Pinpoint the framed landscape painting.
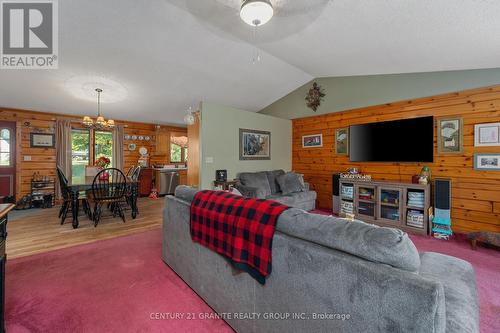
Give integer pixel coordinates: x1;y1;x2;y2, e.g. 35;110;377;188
239;129;271;160
335;128;349;155
437;117;463;154
302;134;323;148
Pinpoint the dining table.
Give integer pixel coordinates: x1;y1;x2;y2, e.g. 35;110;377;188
67;176;139;229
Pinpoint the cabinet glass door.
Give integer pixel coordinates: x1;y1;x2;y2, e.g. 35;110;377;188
340;183;354;216
405;189;426;229
357;185;376;218
378;188;402;223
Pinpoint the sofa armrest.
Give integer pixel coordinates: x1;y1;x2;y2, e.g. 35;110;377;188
303;182;310;191
234;183;258;198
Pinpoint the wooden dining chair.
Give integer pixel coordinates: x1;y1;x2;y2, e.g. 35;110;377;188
56;167;91;225
126;165;137;177
89;168;127;227
125;166;141;210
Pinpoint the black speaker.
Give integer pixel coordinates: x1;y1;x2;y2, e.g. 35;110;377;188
434;179;451;210
432;179;452;237
332;174;341;215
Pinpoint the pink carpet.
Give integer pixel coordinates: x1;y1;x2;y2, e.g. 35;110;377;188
6;221;500;332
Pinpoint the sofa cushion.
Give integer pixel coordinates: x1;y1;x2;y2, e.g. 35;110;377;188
276;172;306;195
275;208;421;272
419;252;479;333
268;191;317;206
266;170;285;194
239;171;272;199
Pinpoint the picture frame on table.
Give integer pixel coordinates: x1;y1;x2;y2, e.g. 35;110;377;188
30;133;55;148
437;117;463;154
335;128;349;155
302;134;323;148
474;153;500;171
239;129;271;160
474;122;500;147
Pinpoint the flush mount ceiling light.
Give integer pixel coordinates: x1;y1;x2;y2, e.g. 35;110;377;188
240;0;274;27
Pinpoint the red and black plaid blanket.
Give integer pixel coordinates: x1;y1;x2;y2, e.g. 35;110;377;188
190;190;289;284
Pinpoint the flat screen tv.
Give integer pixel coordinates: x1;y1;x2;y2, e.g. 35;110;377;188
349;116;434;162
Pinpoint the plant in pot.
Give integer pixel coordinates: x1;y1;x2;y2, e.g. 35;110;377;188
95;156;111;180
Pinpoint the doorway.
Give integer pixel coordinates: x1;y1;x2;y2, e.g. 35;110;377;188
0;121;16;202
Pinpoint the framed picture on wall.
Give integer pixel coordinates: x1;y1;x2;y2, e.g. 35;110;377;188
302;134;323;148
30;133;55;148
335;128;349;155
239;129;271;160
437;117;463;154
474;153;500;171
474;123;500;147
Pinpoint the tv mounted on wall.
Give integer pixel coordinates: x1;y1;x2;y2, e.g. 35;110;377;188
349;116;434;163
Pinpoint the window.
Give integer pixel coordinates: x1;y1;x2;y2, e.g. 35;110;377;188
71;129;90;184
0;128;12;166
94;131;113;166
170;133;187;163
71;129;113;183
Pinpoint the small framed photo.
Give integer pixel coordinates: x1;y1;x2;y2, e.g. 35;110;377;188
437;117;463;154
302;134;323;148
474;153;500;171
335;128;349;155
30;133;55;148
474;123;500;147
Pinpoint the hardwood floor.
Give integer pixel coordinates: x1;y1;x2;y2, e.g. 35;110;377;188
6;197;165;259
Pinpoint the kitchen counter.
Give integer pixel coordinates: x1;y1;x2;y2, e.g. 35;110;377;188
153;167;187;171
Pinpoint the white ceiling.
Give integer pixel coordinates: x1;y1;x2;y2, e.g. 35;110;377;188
0;0;499;125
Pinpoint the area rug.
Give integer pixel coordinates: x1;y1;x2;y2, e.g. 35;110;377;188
6;230;233;333
6;224;500;332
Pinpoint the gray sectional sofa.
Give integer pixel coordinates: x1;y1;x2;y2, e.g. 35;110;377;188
235;170;317;211
162;186;479;333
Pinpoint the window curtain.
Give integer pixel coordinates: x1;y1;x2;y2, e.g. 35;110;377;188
55;119;72;199
112;125;124;171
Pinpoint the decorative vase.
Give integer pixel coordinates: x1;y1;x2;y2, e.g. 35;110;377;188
99;171;109;181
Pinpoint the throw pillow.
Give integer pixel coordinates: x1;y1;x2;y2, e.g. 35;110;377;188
230;188;242;196
266;170;285;194
239;171;272;199
276;172;306;195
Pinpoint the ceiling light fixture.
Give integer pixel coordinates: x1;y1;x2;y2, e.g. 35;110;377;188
83;88;115;129
240;0;274;27
183;106;196;126
240;0;273;64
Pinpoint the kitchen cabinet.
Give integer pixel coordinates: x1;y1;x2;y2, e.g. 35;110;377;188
154;131;169;156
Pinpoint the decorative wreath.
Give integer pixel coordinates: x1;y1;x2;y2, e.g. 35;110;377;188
305;82;325;112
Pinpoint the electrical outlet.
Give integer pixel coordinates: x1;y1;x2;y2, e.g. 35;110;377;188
205;156;214;164
24;155;32;161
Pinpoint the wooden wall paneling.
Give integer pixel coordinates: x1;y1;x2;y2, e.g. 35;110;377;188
0;108;186;199
292;85;500;233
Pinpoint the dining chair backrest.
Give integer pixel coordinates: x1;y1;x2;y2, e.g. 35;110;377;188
131;166;141;181
92;168;127;201
126;166;136;177
56;166;70;200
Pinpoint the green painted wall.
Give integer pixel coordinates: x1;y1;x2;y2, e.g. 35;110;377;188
260;68;500;119
200;103;292;189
